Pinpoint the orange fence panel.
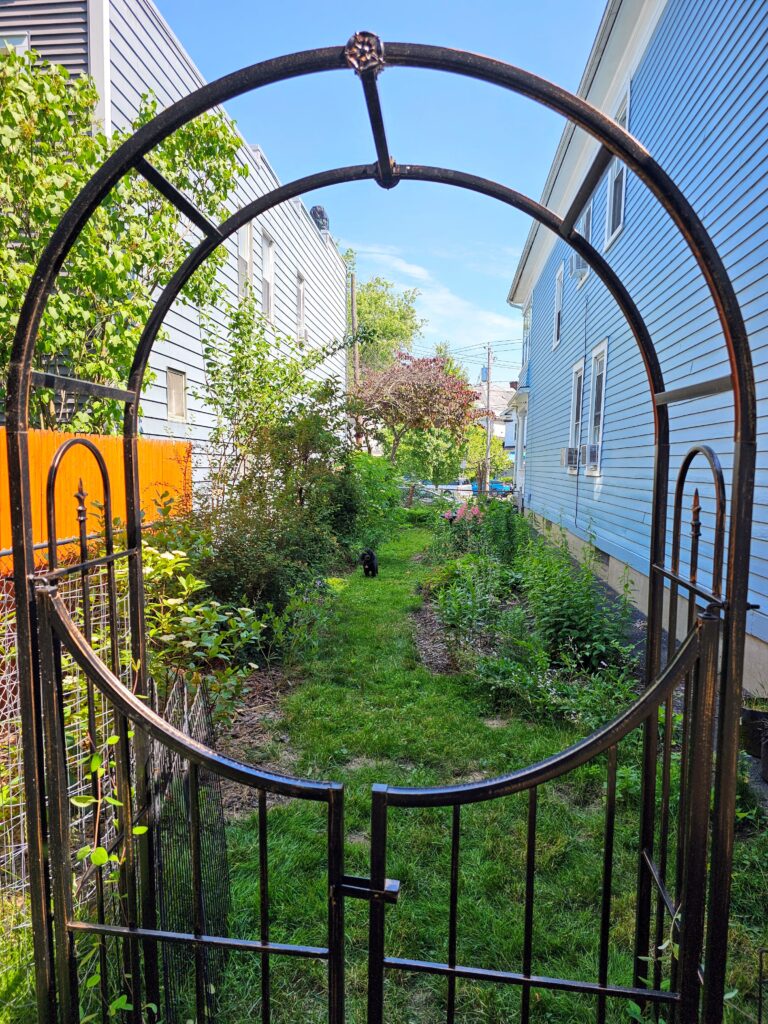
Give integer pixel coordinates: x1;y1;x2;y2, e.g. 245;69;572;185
0;428;192;567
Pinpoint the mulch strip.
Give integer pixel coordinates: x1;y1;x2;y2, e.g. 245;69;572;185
412;599;456;675
216;667;297;820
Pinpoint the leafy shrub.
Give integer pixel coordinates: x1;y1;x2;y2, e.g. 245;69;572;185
478;646;636;730
402;501;450;527
476;500;530;564
429;554;516;643
141;546;264;718
196;495;345;612
517;532;633;671
259;578;338;665
346;452;402;550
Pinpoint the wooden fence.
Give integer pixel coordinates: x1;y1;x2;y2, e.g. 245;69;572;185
0;428;192;568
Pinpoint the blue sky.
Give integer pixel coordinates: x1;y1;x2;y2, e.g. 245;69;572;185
155;0;606;381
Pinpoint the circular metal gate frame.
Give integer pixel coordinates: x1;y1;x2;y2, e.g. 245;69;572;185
6;33;757;1024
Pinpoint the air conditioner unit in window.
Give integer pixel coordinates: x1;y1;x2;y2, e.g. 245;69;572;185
587;443;601;468
561;446;579;468
569;252;588;280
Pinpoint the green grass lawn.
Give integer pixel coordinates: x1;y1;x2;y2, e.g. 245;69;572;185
216;527;767;1023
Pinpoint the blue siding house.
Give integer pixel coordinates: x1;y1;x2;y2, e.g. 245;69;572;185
508;0;768;690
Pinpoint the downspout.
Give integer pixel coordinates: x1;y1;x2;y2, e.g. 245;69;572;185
87;0;112;137
574;292;589;530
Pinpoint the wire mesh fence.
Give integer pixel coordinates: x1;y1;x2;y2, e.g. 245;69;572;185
0;574;32;1013
1;546;230;1022
153;675;231;1024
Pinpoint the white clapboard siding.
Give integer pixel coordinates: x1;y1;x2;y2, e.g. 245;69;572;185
1;0;347;460
106;0;347;449
0;0;88;75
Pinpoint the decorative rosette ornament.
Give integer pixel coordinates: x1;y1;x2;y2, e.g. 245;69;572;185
345;31;385;75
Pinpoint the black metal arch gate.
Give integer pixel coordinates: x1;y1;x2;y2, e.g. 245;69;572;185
6;32;757;1024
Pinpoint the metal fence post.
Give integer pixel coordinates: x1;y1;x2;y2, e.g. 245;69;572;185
678;610;719;1023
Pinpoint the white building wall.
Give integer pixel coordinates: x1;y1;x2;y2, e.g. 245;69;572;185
0;0;348;450
106;0;347;447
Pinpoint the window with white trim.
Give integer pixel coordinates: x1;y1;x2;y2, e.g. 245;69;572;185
167;368;187;422
296;272;306;337
237;221;253;298
262;232;274;320
552;263;564;348
0;32;30;54
569;201;592;282
568;360;584;471
521;298;532;368
587;342;607;474
605;96;628;246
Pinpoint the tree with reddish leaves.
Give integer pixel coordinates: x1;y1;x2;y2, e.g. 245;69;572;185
351;352;481;463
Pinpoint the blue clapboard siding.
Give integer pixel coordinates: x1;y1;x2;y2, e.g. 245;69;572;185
521;0;768;649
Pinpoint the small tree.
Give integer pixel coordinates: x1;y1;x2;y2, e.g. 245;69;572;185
352;352;479;463
0;48;245;430
464;425;513;481
393;428;464;485
344;252;426;374
198;295;342;512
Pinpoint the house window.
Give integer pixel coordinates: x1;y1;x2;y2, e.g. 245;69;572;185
296;272;306;337
587;342;607;474
262;233;274;320
167;368;187;422
605;96;628;247
521;299;532;367
237;221;253;298
568;360;584;471
0;32;30;54
552;263;564;349
569;202;592;282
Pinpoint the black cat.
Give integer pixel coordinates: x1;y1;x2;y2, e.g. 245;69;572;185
360;549;379;577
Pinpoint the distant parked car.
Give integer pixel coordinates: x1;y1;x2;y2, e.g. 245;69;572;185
471;479;513;497
436;479;474;499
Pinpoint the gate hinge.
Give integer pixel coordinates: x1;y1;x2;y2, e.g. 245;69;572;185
338;875;400;904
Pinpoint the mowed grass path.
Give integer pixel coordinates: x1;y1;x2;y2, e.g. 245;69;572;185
222;528;765;1023
222;529;643;1023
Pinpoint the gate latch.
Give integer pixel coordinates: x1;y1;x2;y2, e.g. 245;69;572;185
338;875;400;904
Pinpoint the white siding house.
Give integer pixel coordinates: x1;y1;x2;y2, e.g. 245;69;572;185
0;0;348;449
508;0;768;690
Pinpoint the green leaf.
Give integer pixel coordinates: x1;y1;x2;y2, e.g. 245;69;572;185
70;795;96;809
90;847;109;867
131;825;148;836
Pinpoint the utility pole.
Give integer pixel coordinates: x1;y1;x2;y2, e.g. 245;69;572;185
350;272;363;448
484;341;493;495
